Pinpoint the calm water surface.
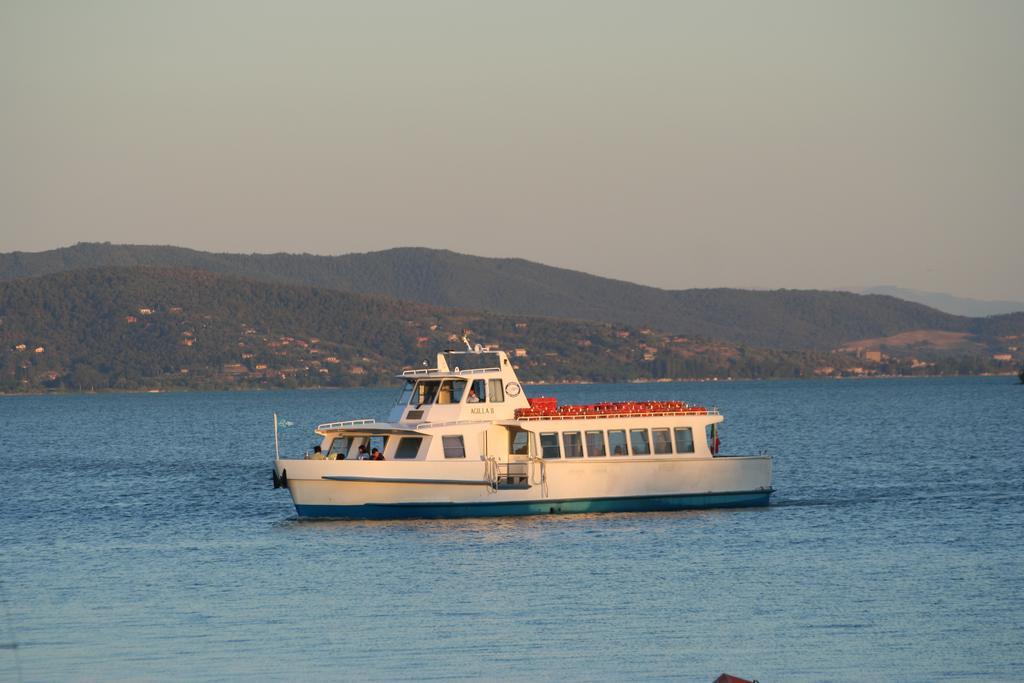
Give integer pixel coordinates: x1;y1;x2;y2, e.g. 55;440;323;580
2;377;1022;681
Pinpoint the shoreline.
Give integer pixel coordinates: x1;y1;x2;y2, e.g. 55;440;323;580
2;371;1019;397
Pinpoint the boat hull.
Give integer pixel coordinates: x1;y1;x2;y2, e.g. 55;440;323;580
277;455;773;519
293;489;773;519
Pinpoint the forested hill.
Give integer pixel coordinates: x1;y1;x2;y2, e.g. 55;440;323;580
1;267;869;392
1;243;1021;351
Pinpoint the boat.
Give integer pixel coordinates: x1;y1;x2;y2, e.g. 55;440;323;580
272;346;773;519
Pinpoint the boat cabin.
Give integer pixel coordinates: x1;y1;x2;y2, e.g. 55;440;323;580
309;348;723;466
385;349;530;424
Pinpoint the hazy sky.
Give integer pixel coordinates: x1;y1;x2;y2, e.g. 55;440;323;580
2;1;1022;299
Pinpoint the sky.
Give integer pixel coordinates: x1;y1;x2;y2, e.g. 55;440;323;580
2;1;1022;300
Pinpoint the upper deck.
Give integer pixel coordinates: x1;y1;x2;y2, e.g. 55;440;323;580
383;348;531;425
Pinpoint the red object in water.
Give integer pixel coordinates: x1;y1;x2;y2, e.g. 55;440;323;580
714;674;756;683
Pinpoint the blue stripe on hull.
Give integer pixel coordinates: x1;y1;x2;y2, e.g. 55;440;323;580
294;490;773;520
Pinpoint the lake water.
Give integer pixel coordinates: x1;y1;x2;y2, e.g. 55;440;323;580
2;377;1022;681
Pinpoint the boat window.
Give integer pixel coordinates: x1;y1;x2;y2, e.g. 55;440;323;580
540;432;561;459
468;379;486;403
327;437;351;459
442;435;466;458
674;427;695;453
585;430;606;457
368;435;390;456
652;429;672;455
435;380;464;405
508;427;530;455
630;429;651;455
397;379;415;406
562;432;583;458
488;379;505;403
412;380;440;406
394;437;422;459
608;430;628;456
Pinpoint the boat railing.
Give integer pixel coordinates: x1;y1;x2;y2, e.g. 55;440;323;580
448;366;501;375
415;419;491;429
316;418;376;431
400;366;501;377
494;461;530;490
400;368;437;376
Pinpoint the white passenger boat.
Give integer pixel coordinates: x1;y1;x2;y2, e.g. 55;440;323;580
273;347;773;519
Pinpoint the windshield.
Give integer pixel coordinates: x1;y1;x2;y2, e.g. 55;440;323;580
412;381;440;406
396;379;415;405
411;380;466;406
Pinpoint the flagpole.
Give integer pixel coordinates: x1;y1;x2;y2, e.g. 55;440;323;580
274;412;280;460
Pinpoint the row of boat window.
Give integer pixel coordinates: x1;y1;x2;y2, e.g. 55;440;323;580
399;435;468;458
400;378;505;406
511;427;697;458
327;427;701;460
326;435;467;459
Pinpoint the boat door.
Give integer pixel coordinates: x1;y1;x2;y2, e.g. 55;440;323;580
491;425;530;489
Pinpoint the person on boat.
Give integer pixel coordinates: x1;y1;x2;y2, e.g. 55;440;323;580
371;448;384;461
467;387;480;403
357;445;370;460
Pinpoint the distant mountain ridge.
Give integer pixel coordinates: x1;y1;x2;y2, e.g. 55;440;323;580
860;286;1024;317
2;243;1022;351
0;267;863;391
